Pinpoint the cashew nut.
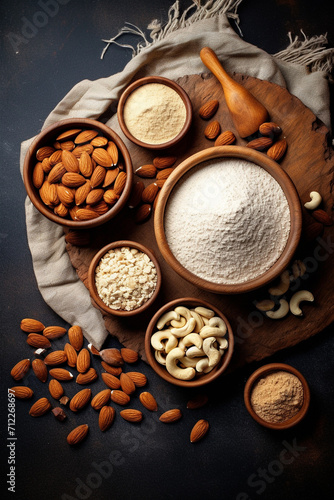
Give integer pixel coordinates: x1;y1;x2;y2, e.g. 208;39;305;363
265;299;289;319
151;330;173;351
190;310;205;332
289;290;314;316
268;270;291;296
165;334;179;354
291;259;306;279
196;357;214;373
166;348;195;380
156;311;180;330
170;317;186;328
194;306;215;319
178;333;202;350
186;346;205;358
216;337;228;350
170;317;196;338
255;299;275;312
174;306;192;321
199;325;227;339
155;350;167;365
203;337;221;367
179;356;199;368
208;316;227;334
304;191;322;210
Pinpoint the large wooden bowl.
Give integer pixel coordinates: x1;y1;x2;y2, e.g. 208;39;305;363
154;146;302;294
23;118;133;228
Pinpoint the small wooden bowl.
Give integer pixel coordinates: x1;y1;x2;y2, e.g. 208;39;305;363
145;297;234;388
87;240;162;317
154;146;302;294
23;118;133;229
244;363;310;430
117;76;193;150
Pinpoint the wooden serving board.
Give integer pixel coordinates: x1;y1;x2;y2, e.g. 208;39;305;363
66;72;334;370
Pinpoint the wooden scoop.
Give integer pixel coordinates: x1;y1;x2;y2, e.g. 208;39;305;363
200;47;269;138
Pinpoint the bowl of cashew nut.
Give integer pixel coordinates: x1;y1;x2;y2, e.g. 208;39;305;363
145;297;234;387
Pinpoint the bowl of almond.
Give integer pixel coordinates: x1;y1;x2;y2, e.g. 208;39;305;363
23;118;133;228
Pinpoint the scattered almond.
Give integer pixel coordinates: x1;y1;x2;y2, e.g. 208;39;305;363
153;156;177;169
120;409;143;423
312;209;333;226
110;390;130;406
68;325;84;351
259;122;282;136
101;361;122;376
159;409;182;423
199;99;219;120
99;348;124;367
69;388;92;412
141;183;159;204
128;181;145;209
76;348;91;373
126;372;147;387
67;424;89;445
44;350;67;366
64;343;78;367
49;368;74;381
135;204;152;224
32;359;48;382
29;397;52;417
20;318;45;333
76;368;98;385
204;120;221;140
156;167;174;180
121;348;139;364
10;386;34;399
139;392;158;411
11;359;31;380
101;372;121;390
27;333;51;349
99;406;115;431
120;373;136;395
49;379;64;399
246;137;273;151
135;164;157;178
266;138;287;162
190;419;209;442
91;389;111;410
214;130;236;146
43;326;67;340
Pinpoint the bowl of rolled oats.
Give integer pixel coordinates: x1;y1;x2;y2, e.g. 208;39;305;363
87;240;162;317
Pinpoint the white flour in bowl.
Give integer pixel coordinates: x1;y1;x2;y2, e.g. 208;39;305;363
164;158;291;285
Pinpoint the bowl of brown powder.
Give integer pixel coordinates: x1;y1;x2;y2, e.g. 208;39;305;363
244;363;310;429
117;76;193;150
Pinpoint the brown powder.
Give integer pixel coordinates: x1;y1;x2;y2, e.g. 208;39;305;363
250;370;304;423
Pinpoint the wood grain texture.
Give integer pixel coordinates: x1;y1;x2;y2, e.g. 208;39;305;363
66;72;334;370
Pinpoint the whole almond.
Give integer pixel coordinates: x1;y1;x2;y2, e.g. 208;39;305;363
20;318;45;333
67;424;89;445
90;165;106;188
39;180;52;206
44;350;67;366
121;348;139;364
199;99;219;120
87;343;100;356
49;149;63;165
92;148;113;167
72;144;94;157
186;393;209;409
156;167;174;180
65;230;91;247
29;397;52;417
74;130;99;144
267;138;287;162
246;137;273;151
128;181;144;209
126;372;147;387
120;409;143;423
91;389;111;410
36;146;55;161
43;326;67;340
103;189;119;206
214;130;236;146
120;373;136;395
75;180;92;205
76;208;99;221
32;162;45;189
41;157;52;173
135;204;152;224
60;140;75;151
62;150;80;173
204;120;221;140
101;361;122;376
27;333;51;349
110;390;130;406
106;141;119;165
77;348;91;373
99;406;115;431
57;185;75;207
141;183;159;204
190;419;209;442
79;151;93;177
54;203;68;218
259;122;282;136
102;167;119;188
159;409;182;423
139;392;158;411
81;189;103;207
10;386;34;400
91;136;108;147
64;343;78;367
153;156;177;169
57;129;81;141
49;379;64;399
68;325;84;351
101;372;121;390
69;388;92;412
76;368;98;385
48;162;67;184
49;368;74;381
88;200;109;215
135;164;157;178
114;171;127;195
312;209;333;226
99;348;124;367
45;182;59;206
32;359;48;382
62;172;86;188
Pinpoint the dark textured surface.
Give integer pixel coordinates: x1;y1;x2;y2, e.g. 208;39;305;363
1;1;333;500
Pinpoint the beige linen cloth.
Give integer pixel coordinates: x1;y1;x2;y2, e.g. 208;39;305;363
20;0;333;349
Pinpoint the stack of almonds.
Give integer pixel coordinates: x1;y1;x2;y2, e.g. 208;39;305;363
32;128;127;221
10;318;210;446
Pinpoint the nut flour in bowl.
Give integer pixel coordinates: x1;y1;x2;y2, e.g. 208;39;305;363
164;158;291;285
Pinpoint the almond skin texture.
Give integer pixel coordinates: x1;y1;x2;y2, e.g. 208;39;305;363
187;394;209;409
92;148;113;167
10;386;34;399
11;359;31;381
312;209;333;226
68;325;84;351
86;189;104;206
43;326;67;340
44;350;67;366
20;318;45;333
141;183;159;204
36;146;55;161
106;141;119;165
76;208;99;221
69;388;92;412
62;172;86;188
32;162;45;189
75;180;92;205
190;419;209;443
91;389;111;410
199;99;219;120
76;348;91;373
57;129;82;141
27;333;51;349
120;409;143;423
110;390;130;406
204;120;221;140
121;348;139;364
64;343;78;367
76;368;98;385
79;151;93;177
74;129;98;144
99;348;124;367
266;138;287;162
102;167;119;188
49;379;64;399
72;144;94;157
156;167;174;180
139;392;158;411
101;362;122;376
99;406;115;431
114;171;127;196
90;165;106;188
259;122;282;136
153;156;177;169
49;368;74;381
32;359;48;382
159;409;182;423
62;150;80;173
214;130;236;146
57;183;75;206
135;204;152;224
128;181;145;209
126;372;147;387
67;424;89;445
135;164;157;178
101;373;121;390
29;397;52;417
246;137;273;151
120;373;136;395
